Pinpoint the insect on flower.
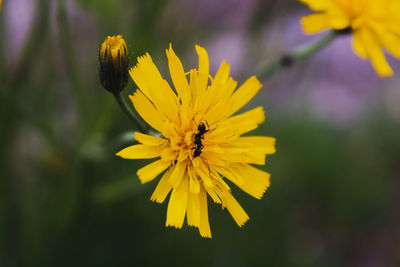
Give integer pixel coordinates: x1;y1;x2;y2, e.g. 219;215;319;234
116;44;276;238
193;122;209;158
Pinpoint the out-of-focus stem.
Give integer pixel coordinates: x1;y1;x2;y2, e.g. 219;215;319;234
112;92;147;133
57;0;90;128
258;30;343;80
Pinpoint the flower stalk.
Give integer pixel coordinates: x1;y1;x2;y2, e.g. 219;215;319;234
258;30;341;79
112;91;147;133
99;35;147;132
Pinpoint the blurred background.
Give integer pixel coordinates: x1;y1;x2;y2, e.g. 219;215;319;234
1;0;400;266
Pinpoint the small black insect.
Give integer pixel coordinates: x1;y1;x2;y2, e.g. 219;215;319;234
193;122;209;158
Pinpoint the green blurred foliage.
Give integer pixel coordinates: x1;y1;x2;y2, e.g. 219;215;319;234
1;0;400;267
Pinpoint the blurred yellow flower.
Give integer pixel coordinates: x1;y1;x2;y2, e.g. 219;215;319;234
300;0;400;76
116;44;276;238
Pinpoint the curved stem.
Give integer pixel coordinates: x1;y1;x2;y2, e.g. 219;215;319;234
113;92;147;133
258;30;339;80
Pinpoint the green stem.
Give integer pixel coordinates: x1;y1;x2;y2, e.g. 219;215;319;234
112;92;147;133
258;30;339;79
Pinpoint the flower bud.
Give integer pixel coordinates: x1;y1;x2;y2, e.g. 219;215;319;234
99;35;129;93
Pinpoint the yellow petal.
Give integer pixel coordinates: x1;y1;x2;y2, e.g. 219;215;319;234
129;53;164;102
361;29;393;76
166;176;188;229
299;0;332;11
211;107;265;140
137;159;171;184
166;44;190;103
216;188;249;227
195;45;209;91
378;31;400;59
150;168;174;203
197;163;221;204
200;151;227;167
189;69;203;108
168;161;187;188
187;192;201;227
329;15;350;30
229;106;265;125
352;31;367;58
129;92;165;132
301;14;331;34
233;164;271;199
130;54;180;123
214;166;243;186
208;147;265;165
161;148;177;161
231;136;276;154
116;144;162;159
188;166;201;194
134;132;168;146
229;76;262;115
198;187;212;238
204;187;221;204
196;160;215;189
213;60;230;85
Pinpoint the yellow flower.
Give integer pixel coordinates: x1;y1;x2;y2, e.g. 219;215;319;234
116;44;276;238
300;0;400;76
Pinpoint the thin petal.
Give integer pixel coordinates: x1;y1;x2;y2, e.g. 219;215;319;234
216;188;249;227
213;60;230;85
168;161;187;188
187;192;201;227
137;160;171;184
198;187;212;238
129;92;164;132
135;132;168;146
210;107;265;142
129;53;164;101
329;15;350;30
116;144;162;159
361;29;393;76
188;166;201;194
161;148;177;161
231;136;276;154
150;167;174;203
166;44;190;103
229;76;262;115
129;54;180;123
352;31;367;58
376;31;400;58
195;45;209;91
301;14;331;34
233;164;271;199
166;176;188;229
227;106;265;126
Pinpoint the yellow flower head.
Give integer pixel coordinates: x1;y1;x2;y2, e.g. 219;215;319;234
99;35;129;93
300;0;400;76
117;44;276;238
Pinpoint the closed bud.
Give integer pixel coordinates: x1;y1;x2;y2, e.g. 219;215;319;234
99;35;129;93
